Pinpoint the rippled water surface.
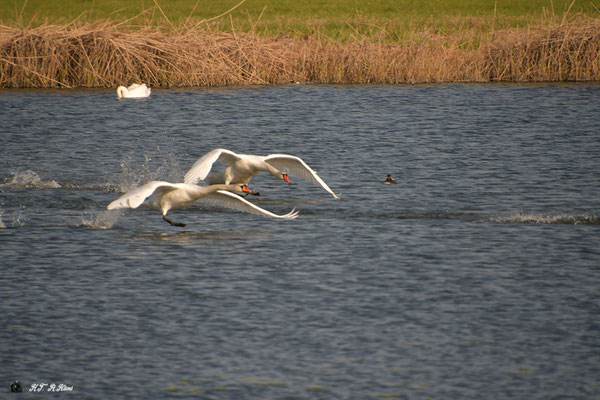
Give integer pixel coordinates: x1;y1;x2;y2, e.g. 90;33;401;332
1;84;599;399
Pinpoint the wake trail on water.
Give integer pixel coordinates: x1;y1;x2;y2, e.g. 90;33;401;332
320;207;600;225
2;167;597;229
487;212;600;225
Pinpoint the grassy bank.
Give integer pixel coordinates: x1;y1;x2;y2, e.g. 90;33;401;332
1;1;599;87
2;0;598;39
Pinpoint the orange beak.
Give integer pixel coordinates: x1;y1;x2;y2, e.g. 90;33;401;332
283;174;291;183
241;185;252;194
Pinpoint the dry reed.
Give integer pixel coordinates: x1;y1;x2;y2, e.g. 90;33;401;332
1;14;599;88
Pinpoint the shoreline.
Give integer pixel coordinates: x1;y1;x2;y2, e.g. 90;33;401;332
2;81;599;92
2;15;599;88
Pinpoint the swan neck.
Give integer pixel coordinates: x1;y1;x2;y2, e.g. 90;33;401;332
265;163;281;177
116;86;127;98
202;183;244;196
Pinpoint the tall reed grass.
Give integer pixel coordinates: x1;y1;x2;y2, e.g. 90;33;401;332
1;13;599;88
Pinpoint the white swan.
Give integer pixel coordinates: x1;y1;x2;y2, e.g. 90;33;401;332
116;83;151;99
184;148;339;199
107;182;298;227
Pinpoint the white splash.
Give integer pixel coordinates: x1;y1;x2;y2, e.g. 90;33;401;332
0;209;26;228
1;170;61;189
80;210;121;229
117;153;183;193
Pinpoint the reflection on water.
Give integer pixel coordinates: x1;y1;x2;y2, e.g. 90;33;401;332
1;84;599;399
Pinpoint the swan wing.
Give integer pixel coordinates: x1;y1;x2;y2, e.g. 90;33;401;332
264;154;339;198
198;190;299;219
184;148;241;184
107;181;178;210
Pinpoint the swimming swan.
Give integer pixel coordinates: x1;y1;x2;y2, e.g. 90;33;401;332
107;182;299;227
184;148;339;199
116;83;151;99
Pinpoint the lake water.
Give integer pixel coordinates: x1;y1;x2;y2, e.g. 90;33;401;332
1;84;599;399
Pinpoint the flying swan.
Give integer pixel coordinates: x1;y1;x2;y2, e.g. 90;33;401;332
184;148;339;199
116;83;151;99
107;182;299;227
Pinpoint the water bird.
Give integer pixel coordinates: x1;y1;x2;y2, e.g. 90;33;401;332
116;83;151;99
184;148;339;198
10;381;22;392
107;182;298;227
384;174;397;184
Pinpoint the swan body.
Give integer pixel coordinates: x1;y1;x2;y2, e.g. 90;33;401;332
107;182;298;226
116;83;151;99
184;148;339;199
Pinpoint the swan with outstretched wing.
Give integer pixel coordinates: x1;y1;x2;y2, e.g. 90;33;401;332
107;181;298;227
184;148;339;198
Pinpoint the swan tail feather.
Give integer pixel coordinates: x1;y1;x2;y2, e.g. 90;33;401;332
107;181;178;210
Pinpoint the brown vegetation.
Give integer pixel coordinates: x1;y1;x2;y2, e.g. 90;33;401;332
1;14;599;88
